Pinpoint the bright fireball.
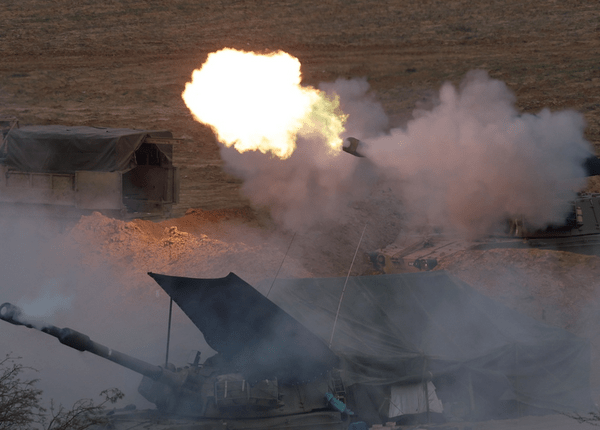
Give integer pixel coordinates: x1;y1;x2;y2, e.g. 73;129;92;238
182;48;346;159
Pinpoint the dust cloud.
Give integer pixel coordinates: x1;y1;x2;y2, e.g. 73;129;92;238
221;70;591;238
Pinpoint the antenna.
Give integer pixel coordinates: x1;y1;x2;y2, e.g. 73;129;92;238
266;232;296;298
329;223;367;349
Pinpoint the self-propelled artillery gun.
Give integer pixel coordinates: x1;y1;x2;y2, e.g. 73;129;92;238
340;137;600;273
0;272;358;430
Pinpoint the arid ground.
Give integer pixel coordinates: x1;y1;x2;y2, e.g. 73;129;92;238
1;1;600;428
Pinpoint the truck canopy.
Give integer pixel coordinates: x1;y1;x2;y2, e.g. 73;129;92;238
3;125;173;173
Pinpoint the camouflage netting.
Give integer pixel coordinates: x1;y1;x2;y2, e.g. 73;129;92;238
262;272;594;415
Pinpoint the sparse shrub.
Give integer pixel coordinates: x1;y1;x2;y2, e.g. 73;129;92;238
40;388;124;430
0;354;124;430
0;354;43;430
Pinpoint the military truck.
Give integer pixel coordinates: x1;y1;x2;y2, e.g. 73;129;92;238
0;120;179;219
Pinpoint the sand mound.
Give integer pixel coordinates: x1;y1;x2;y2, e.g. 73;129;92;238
67;211;311;287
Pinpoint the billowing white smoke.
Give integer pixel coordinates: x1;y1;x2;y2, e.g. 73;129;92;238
319;77;389;140
15;281;74;330
220;77;383;230
365;70;591;235
221;134;376;229
221;70;592;236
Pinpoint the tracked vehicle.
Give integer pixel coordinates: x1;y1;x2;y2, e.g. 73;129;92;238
340;137;600;273
0;272;358;430
368;192;600;274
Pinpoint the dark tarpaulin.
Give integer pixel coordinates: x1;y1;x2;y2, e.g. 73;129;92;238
4;125;172;173
584;155;600;176
258;271;593;414
147;272;339;384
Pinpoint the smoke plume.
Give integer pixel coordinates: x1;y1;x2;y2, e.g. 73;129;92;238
222;70;591;236
0;216;208;410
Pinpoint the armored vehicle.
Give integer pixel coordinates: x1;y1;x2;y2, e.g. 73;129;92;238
339;137;600;273
0;122;179;219
368;192;600;274
0;272;358;430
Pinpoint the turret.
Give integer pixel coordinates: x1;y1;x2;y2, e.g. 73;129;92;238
342;137;365;157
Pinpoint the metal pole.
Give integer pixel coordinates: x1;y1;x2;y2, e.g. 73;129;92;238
165;298;173;367
267;232;296;298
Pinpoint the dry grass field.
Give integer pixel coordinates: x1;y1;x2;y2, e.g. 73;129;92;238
1;0;599;213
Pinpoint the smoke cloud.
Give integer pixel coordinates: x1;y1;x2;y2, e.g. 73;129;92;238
220;132;376;230
365;70;591;235
0;216;208;411
221;70;592;237
17;281;73;322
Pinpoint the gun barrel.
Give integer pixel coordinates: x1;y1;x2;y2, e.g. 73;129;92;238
342;137;365;158
0;302;178;386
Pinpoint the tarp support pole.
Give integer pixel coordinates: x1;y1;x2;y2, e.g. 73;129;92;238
515;344;522;417
468;371;475;414
424;380;430;423
422;357;430;423
165;297;173;367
